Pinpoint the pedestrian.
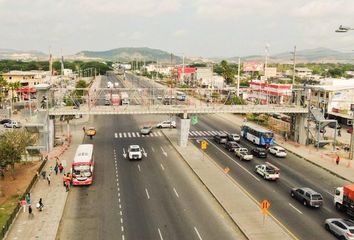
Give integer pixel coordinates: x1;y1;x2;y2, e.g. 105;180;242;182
37;198;44;211
338;129;341;137
49;166;53;175
344;144;350;152
336;155;340;165
41;170;46;180
83;126;86;134
54;164;58;175
65;179;70;192
28;205;34;219
47;174;51;186
36;171;39;179
25;193;31;206
59;163;64;174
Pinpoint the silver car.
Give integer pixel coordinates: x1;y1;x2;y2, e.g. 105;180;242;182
140;126;152;135
325;218;354;240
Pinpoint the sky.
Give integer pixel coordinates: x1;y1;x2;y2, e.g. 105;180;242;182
1;0;354;58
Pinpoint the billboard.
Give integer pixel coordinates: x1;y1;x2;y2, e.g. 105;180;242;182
243;62;264;72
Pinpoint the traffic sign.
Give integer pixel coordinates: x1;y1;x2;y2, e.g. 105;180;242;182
191;115;198;125
201;140;208;150
260;199;271;215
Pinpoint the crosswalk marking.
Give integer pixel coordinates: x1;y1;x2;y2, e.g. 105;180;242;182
114;130;227;139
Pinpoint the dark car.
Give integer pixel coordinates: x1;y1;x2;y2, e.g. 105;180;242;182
0;119;11;124
328;122;341;129
290;187;323;208
251;148;267;158
224;141;241;152
214;134;228;144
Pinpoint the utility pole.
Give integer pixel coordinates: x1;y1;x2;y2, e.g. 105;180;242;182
237;57;241;97
292;45;296;85
350;104;354;160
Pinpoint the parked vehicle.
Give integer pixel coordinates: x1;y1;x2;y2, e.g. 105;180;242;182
255;162;280;180
251;148;267;158
235;148;253;161
111;94;121;106
269;146;287;157
214;134;228;144
4;121;21;128
324;218;354;240
121;92;129;105
156;120;176;128
227;133;240;142
128;145;142;160
0;119;11;124
334;184;354;217
104;94;111;105
224;141;241;152
290;187;323;208
140;126;152;135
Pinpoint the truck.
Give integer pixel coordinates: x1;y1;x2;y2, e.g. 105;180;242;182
235;148;253;161
255;162;280;180
334;184;354;217
121;92;129;105
111;94;121;106
104;94;111;105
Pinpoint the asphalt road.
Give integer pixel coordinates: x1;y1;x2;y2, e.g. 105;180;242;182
57;114;243;240
190;114;349;240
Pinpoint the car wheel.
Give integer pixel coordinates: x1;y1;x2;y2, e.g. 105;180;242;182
324;224;330;232
291;192;294;198
263;175;267;180
303;200;307;206
158;126;162;129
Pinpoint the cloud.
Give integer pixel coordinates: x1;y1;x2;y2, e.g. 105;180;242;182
291;0;354;18
172;29;187;37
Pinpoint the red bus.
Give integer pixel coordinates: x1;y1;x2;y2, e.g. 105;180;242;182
71;144;94;185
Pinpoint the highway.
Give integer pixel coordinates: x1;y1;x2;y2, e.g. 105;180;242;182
57;75;243;240
110;73;351;239
189;114;349;240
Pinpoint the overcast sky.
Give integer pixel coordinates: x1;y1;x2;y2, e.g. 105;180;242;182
1;0;354;58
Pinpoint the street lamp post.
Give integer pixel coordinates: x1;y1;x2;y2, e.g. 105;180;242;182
335;25;354;160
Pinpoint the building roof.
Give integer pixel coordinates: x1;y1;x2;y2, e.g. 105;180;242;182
308;79;354;91
295;67;312;72
2;70;46;76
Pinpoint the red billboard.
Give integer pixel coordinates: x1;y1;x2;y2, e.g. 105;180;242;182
243;62;264;72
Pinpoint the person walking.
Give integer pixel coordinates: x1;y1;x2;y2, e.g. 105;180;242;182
49;166;53;175
336;155;340;165
25;193;31;206
37;198;44;211
46;174;51;186
54;164;59;175
83;126;86;134
28;205;34;219
59;163;64;174
65;179;70;192
338;129;341;137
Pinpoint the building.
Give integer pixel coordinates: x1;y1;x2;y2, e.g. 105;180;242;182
145;64;173;76
248;80;293;105
173;67;197;85
264;67;277;78
307;79;354;125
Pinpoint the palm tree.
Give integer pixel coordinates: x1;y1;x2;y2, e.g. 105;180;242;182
0;76;8;108
7;81;21;113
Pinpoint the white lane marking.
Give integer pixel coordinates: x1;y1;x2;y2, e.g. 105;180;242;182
161;146;167;157
222;130;229;134
138;164;141;172
160;164;165;171
189;132;194;136
157;131;162;136
136;132;140;137
119;133;122;138
152;147;155;152
120;218;123;224
195;131;202;136
115;133;118;138
289;203;303;214
127;132;131;138
142;134;145;137
123;132;127;138
211;131;218;135
122;148;127;158
216;131;224;135
158;228;164;240
173;188;179;198
154;132;159;137
120;211;122;215
145;188;150;199
132;132;136;137
142;147;147;157
122;235;125;240
207;140;260;182
119;204;122;209
203;131;211;136
121;226;124;232
194;227;203;240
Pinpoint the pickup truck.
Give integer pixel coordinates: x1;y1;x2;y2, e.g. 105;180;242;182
255;162;280;180
235;148;253;161
4;121;21;128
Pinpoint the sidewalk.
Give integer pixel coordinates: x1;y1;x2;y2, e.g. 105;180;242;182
163;130;296;240
4;125;84;240
216;114;354;183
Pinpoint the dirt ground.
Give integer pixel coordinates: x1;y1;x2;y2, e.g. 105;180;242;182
0;161;41;204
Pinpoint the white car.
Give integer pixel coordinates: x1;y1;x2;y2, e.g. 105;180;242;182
228;133;240;142
140;126;152;135
156;120;176;128
128;145;142;160
269;146;287;157
4;121;21;128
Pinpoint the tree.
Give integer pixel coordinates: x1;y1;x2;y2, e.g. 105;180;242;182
0;75;8;108
0;130;37;180
7;81;21;103
220;60;235;85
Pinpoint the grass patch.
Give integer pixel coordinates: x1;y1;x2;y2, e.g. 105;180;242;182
0;194;22;229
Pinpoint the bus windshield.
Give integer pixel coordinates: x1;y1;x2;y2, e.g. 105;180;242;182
263;132;274;138
73;165;92;177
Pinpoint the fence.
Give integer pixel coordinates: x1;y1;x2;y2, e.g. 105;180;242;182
1;157;47;239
